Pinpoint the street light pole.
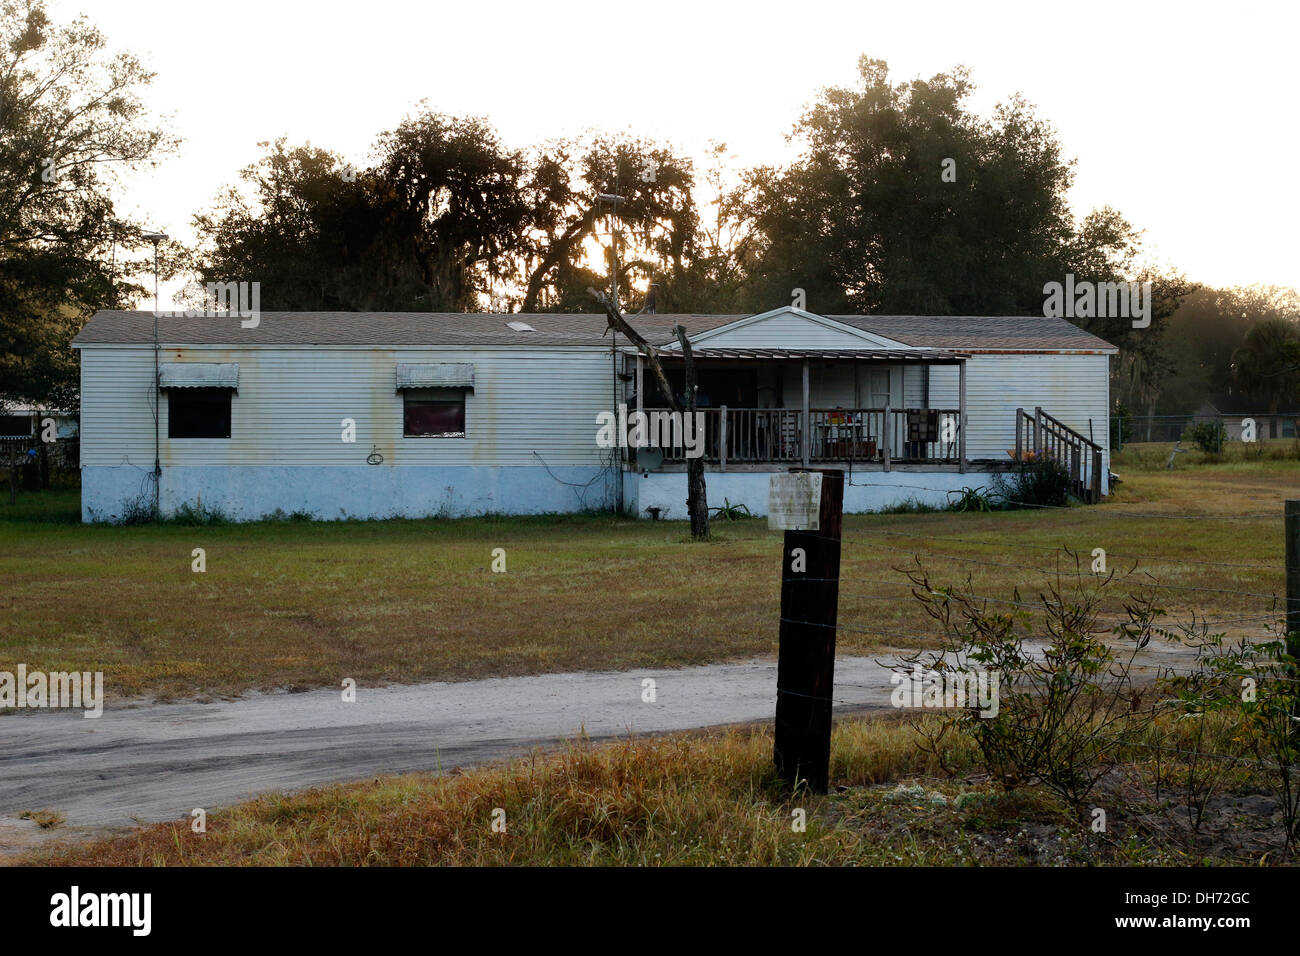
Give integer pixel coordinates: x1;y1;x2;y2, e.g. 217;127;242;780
596;192;624;312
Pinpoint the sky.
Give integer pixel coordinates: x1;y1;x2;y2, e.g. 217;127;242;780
56;0;1300;306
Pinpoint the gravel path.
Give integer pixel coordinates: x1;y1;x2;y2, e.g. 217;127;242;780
0;656;896;831
0;637;1196;849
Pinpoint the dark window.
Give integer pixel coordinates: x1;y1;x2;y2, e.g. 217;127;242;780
403;388;466;437
168;388;232;438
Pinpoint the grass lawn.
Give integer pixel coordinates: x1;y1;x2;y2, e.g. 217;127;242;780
25;709;1293;866
0;454;1296;702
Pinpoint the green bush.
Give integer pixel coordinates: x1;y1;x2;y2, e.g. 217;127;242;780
995;455;1072;508
1182;420;1226;454
947;486;1003;513
1110;403;1133;450
1171;629;1300;850
168;500;231;526
875;496;945;515
709;498;753;521
896;561;1166;814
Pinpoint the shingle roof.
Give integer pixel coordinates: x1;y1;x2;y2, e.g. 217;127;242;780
829;314;1115;351
71;310;1116;352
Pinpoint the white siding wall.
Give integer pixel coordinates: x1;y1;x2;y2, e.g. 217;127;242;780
78;344;1111;477
929;353;1111;460
903;366;926;407
779;362;905;407
78;345;618;468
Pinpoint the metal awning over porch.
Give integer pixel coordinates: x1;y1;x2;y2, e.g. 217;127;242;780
657;347;969;364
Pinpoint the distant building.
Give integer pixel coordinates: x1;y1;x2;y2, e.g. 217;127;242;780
0;402;78;440
1192;402;1297;440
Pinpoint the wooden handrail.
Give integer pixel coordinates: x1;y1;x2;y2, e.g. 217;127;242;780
1015;406;1103;502
1038;408;1102;453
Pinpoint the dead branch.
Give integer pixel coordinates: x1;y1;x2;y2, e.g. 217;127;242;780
588;286;678;412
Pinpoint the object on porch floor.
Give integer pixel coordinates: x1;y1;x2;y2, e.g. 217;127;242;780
819;411;876;459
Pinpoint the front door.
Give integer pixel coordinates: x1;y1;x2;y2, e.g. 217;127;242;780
860;368;891;407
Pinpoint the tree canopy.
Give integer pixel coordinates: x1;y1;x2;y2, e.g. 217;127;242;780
194;120;700;315
6;3;1291;422
0;0;172;409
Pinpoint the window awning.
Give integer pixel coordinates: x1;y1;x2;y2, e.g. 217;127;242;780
395;363;475;389
158;363;239;389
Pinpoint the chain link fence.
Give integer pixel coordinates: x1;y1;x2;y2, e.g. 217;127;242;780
1;436;80;496
1111;413;1299;449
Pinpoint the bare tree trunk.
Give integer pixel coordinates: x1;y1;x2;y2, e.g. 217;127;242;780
677;325;710;539
589;287;709;539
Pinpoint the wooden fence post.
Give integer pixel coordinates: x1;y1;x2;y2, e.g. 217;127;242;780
774;468;844;794
1286;500;1299;666
1285;500;1300;734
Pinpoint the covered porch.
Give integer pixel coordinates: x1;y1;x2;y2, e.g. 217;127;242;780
625;347;971;472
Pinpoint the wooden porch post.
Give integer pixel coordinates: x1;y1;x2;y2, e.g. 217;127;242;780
719;404;728;472
635;353;644;417
882;393;891;472
1015;407;1024;461
635;353;644;469
801;359;810;469
958;359;967;474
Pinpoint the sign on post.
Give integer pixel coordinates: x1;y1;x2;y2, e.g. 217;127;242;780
768;472;823;531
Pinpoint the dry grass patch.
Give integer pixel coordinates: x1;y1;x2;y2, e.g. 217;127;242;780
28;710;1293;867
1;457;1293;702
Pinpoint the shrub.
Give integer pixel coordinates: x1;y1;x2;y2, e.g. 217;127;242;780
995;454;1072;508
166;499;230;526
894;557;1166;815
117;493;158;525
709;498;753;521
947;486;1003;513
1173;626;1300;850
1110;403;1133;450
875;496;944;515
1182;420;1226;454
264;507;314;523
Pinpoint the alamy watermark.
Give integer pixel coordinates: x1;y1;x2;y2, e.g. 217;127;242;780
1042;273;1151;329
1;665;103;718
50;886;150;936
154;280;260;328
596;403;705;459
890;664;1000;717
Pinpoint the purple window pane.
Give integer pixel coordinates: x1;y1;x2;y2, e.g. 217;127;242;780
405;401;464;436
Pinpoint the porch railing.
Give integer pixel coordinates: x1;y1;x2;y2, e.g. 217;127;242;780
639;407;962;468
1015;406;1103;503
